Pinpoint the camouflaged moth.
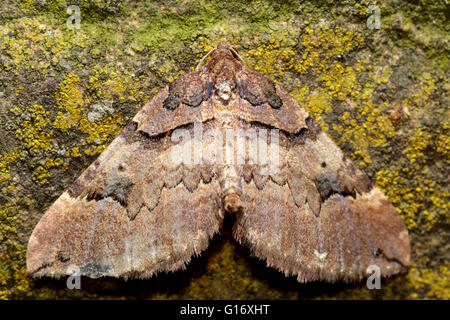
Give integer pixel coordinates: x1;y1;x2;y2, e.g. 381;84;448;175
27;43;410;282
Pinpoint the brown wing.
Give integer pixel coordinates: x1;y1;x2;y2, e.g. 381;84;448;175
133;70;215;137
135;61;307;137
234;67;309;134
27;77;223;279
233;108;410;283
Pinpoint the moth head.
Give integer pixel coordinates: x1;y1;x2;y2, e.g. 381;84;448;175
216;42;233;51
214;42;242;61
196;42;243;71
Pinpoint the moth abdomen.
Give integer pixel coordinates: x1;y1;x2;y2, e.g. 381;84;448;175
223;190;245;214
219;165;245;214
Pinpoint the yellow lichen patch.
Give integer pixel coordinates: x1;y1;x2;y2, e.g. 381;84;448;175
84;145;108;156
296;26;364;75
44;158;64;169
406;262;450;300
335;100;395;167
0;17;73;75
18;0;35;14
375;122;450;230
246;41;295;76
53;73;85;131
33;157;66;185
79;113;124;148
435;121;450;162
52;69;138;157
369;66;394;86
292;87;332;131
0;203;19;240
0;149;20;185
404;127;449;228
318;62;358;101
409;72;437;109
88;65;146;104
246;27;363;77
247;30;355;87
0;197;34;299
376;170;417;229
198;40;215;53
405;127;432;167
186;242;237;299
0;35;32;75
15;104;53;153
32;166;50;184
0;239;32;300
70;147;82;158
376;170;448;230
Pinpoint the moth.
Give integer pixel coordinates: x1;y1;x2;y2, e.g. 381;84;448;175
27;43;410;282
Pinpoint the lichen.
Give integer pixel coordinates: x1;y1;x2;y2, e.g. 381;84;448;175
0;149;20;185
53;73;85;131
15;104;53;154
406;263;450;300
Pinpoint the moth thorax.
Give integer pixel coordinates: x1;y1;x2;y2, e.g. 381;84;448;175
215;81;232;101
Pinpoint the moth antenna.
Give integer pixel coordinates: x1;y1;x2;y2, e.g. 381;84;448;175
195;44;244;70
196;47;216;70
228;46;244;63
